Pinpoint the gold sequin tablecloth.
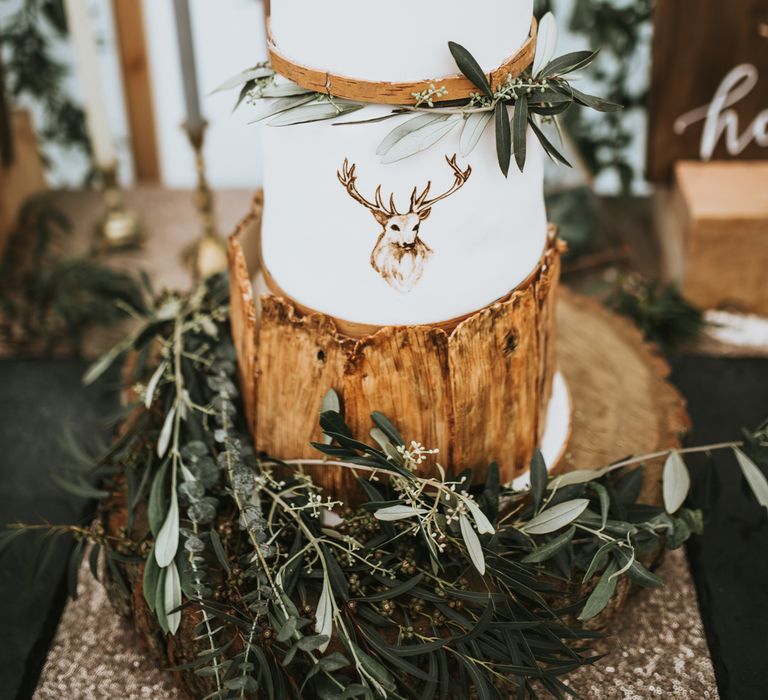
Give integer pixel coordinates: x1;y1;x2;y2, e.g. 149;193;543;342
34;548;718;700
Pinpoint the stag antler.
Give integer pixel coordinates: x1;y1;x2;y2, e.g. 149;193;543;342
409;154;472;216
338;159;399;222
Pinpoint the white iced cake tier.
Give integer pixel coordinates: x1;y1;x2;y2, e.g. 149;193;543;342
269;0;534;84
261;0;548;327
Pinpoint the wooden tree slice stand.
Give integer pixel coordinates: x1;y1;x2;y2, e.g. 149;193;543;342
228;194;565;496
106;204;688;700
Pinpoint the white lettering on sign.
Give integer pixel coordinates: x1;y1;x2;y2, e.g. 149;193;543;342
674;64;768;160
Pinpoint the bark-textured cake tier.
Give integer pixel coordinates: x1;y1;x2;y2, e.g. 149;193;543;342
269;0;533;85
229;195;563;494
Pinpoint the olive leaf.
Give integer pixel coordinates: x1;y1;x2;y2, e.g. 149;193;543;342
82;340;126;385
589;482;610;530
522;498;589;535
148;459;169;535
370;428;400;461
49;472;110;500
547;467;608;489
370;412;405;447
463;496;495;534
512;98;528;172
165;560;182;635
247;94;316;123
155;488;179;567
268;100;363;126
154;566;169;634
582;541;619;584
541;50;596;78
144;360;166;409
530;448;548;512
494;103;511;177
663;450;690;514
315;576;333;653
374;505;428;521
260;82;313;98
157;403;176;458
565;84;622;112
459;513;485;575
532;12;558;77
448;41;493;99
321;389;341;446
522;525;575;563
212;64;273;93
528;117;572;167
377;114;447;156
380;115;461;164
143;545;160;611
578;560;618;621
734;448;768;511
459;111;493;156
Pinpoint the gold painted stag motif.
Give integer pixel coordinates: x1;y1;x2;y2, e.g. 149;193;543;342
337;154;472;292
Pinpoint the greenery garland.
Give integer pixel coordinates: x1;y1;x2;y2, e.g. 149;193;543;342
221;13;620;177
2;275;767;699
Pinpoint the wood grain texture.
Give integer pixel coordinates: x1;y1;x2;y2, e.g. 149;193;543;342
228;199;561;493
256;296;354;492
227;208;260;437
267;18;536;106
112;0;160;181
448;291;539;476
657;161;768;314
536;237;565;441
344;325;453;474
647;0;768;181
555;288;690;506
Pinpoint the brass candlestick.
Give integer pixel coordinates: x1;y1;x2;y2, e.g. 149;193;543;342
93;164;142;251
182;122;227;279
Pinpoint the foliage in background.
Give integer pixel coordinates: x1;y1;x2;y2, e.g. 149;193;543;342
2;277;767;699
0;194;144;354
537;0;653;194
0;0;90;167
604;273;706;353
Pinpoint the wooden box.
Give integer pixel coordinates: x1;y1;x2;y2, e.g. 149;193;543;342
657;161;768;314
646;0;768;182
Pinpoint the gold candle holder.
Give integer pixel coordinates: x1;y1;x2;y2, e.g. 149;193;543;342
181;121;227;279
93;164;142;251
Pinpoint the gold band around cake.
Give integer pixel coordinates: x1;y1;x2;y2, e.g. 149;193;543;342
266;17;538;106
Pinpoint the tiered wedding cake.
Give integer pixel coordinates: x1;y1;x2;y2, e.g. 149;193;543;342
227;0;608;489
261;0;547;326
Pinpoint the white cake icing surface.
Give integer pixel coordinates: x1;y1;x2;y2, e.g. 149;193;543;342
269;0;534;84
512;371;571;489
260;107;548;326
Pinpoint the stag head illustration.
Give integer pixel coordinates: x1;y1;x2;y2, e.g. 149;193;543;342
337;154;472;293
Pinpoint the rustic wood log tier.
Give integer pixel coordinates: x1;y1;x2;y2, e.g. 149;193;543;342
228;194;563;494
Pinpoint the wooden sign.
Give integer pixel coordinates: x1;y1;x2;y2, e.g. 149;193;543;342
647;0;768;181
